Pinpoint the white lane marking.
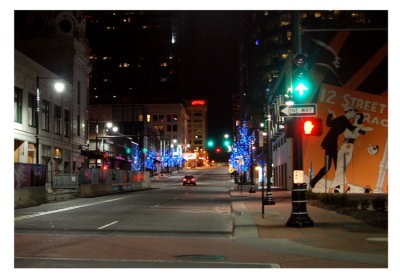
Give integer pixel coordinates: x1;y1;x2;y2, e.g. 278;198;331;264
15;197;128;221
97;221;119;230
366;238;388;242
151;204;160;208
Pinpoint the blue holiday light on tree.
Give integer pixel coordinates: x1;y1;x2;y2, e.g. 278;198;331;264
229;120;256;173
144;148;158;170
131;145;143;171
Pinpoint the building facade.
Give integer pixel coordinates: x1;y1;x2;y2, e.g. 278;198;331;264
184;100;208;151
143;103;189;152
83;11;183;105
14;51;86;173
14;11;91;173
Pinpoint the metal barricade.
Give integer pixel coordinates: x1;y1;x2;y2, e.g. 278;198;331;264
52;173;79;190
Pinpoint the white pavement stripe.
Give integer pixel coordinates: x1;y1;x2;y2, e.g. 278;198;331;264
15;197;128;221
97;221;119;230
151;204;160;208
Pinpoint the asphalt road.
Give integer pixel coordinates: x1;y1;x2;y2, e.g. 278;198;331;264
15;168;233;238
15;168;281;268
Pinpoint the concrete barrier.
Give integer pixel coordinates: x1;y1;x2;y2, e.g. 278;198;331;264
15;187;48;209
79;181;150;198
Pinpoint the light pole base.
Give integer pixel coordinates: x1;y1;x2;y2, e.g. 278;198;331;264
263;192;275;205
249;185;257;193
286;214;314;227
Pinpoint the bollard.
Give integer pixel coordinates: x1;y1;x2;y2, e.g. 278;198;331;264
286;183;314;227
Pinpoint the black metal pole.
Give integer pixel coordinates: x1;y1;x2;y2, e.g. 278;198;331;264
249;135;256;193
264;101;275;205
95;119;98;167
36;76;40;165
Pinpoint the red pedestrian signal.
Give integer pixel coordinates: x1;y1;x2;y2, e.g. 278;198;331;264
302;118;322;136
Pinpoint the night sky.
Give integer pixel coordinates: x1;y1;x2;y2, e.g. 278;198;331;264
181;11;240;143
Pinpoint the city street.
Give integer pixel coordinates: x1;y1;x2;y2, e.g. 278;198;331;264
14;167;388;268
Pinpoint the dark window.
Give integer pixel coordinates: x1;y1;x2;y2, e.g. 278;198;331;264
77;115;81;136
194;112;202;116
14;87;22;123
77;81;81;105
42;100;50;131
54;105;61;134
167;115;172;122
59;19;72;33
153;115;158;122
167;125;171;132
64;110;70;137
173;125;177;132
194;140;203;144
28;93;36;127
159;115;164;122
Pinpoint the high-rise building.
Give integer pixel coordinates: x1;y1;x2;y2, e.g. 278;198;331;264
82;11;183;104
185;100;208;151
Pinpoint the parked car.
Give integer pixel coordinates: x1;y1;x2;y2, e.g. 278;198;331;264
183;175;196;186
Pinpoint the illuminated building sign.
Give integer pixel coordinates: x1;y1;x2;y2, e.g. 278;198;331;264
191;100;206;106
183;153;197;160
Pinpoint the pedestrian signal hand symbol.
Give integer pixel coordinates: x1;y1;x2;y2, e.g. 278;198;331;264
302;118;322;136
304;120;314;135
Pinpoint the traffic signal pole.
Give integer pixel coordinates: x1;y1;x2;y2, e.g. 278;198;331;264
292;11;304;173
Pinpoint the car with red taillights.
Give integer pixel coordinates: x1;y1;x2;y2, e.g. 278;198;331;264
183;175;196;186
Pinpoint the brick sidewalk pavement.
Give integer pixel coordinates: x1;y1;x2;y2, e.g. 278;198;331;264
230;189;388;260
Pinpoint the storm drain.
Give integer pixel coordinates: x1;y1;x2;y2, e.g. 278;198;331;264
175;255;225;261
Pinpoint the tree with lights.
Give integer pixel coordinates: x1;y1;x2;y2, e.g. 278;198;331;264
144;148;158;171
229;120;256;183
131;145;143;171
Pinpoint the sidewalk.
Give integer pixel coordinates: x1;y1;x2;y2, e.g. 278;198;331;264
230;187;388;267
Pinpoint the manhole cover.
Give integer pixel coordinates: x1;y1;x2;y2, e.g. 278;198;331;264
175;255;225;261
344;224;359;228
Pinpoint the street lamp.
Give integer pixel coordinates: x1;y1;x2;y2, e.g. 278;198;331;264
35;76;65;164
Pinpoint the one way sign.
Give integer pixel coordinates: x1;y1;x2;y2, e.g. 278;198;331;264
279;104;317;117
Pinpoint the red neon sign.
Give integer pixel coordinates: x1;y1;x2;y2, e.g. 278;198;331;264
191;100;206;106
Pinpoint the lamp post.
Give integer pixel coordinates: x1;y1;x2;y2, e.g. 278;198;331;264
35;76;65;165
264;99;275;205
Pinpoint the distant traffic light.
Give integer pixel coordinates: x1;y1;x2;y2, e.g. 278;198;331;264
292;53;311;101
224;140;230;147
207;140;214;147
302;118;322;136
216;147;221;153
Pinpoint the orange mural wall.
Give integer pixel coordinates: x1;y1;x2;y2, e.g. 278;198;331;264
302;84;388;193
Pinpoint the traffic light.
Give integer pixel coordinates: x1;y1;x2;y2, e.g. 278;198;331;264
224;140;230;147
207;140;214;147
216;147;221;153
302;118;322;136
292;54;311;102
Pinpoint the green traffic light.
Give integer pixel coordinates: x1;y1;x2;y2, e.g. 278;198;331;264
224;140;230;147
207;140;214;147
294;82;308;96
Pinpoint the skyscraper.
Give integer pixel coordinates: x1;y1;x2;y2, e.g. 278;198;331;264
83;11;183;104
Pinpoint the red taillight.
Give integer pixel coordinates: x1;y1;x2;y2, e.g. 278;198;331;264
191;179;195;181
183;178;187;181
103;166;108;170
